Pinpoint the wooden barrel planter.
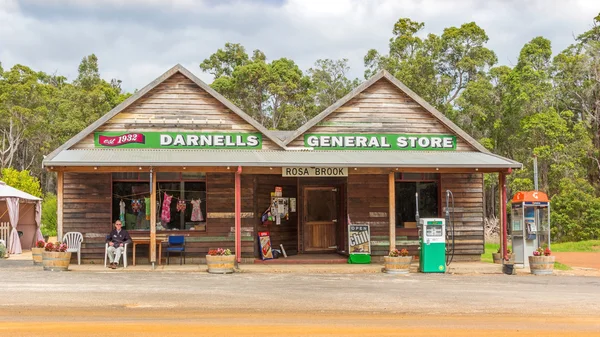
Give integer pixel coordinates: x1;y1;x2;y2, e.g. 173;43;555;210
529;256;555;275
384;256;412;274
31;248;45;266
206;255;235;274
42;251;72;271
492;253;502;264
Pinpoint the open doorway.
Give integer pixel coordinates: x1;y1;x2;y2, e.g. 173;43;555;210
396;178;439;228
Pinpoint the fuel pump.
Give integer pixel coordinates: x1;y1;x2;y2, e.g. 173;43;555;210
417;192;447;273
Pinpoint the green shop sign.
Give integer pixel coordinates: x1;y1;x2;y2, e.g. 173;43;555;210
304;133;456;150
94;132;262;149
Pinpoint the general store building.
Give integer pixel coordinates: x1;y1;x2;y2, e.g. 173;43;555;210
43;64;521;265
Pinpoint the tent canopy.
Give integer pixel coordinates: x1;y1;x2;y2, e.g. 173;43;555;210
0;181;41;201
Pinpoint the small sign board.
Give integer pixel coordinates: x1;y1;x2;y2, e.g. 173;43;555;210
258;231;273;260
348;225;371;254
282;167;347;177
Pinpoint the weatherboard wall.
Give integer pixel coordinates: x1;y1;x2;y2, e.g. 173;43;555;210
287;78;475;151
69;73;280;151
62;172;257;263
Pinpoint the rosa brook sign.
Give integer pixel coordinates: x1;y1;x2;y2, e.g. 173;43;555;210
304;134;457;150
282;167;348;177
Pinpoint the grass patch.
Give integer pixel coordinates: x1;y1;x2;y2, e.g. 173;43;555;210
554;262;571;270
481;243;500;263
550;240;600;252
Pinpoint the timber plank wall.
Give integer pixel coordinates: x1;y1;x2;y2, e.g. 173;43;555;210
347;174;397;256
440;173;485;261
287;79;475;151
64;172;257;264
348;173;484;259
63;173;112;262
70;73;280;150
255;175;298;256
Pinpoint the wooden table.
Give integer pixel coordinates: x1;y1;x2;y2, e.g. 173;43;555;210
131;235;167;266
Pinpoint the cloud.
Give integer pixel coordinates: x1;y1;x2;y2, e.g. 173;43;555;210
1;0;599;91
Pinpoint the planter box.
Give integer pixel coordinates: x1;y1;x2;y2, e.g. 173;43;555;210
42;251;71;271
529;256;555;275
384;256;412;274
206;255;235;274
31;247;44;266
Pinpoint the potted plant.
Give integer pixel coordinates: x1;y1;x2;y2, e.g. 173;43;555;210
384;248;412;274
205;248;235;274
502;254;516;275
32;240;46;266
529;246;554;275
492;247;512;264
41;242;71;271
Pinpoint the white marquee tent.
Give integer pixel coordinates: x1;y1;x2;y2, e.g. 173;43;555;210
0;181;42;254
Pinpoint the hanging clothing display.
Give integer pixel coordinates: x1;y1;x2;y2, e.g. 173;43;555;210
176;199;186;212
144;197;151;220
131;199;141;213
119;200;126;224
191;199;204;222
161;192;173;223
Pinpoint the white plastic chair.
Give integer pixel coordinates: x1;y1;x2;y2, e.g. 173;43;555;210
62;232;83;265
104;242;128;268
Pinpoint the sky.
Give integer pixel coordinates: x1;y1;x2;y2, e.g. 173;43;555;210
1;0;599;91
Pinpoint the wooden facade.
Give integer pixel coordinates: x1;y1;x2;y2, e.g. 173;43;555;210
71;73;281;150
286;79;475;151
45;65;519;266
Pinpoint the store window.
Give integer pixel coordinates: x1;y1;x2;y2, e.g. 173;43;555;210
394;173;439;228
112;172;207;232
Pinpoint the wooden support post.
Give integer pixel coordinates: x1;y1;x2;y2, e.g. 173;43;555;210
150;169;157;266
57;171;64;241
235;166;242;263
388;172;396;251
500;172;507;259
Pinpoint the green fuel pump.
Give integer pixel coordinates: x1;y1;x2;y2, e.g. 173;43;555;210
419;218;446;272
416;190;456;273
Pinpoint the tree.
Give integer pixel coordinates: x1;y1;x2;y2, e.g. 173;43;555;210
553;15;600;185
364;18;496;113
307;59;360;108
0;168;42;197
201;44;314;130
0;65;52;170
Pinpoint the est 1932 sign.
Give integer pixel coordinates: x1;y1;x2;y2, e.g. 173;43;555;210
282;167;348;177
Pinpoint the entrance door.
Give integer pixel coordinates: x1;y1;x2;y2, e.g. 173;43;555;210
303;187;339;251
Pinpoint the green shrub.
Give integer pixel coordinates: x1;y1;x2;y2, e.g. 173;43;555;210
0;168;42;197
0;242;6;258
41;193;57;237
551;178;600;242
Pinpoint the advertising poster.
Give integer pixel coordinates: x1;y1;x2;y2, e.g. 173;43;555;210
348;225;371;254
258;231;273;260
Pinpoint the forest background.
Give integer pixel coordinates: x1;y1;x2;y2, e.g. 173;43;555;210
1;15;599;242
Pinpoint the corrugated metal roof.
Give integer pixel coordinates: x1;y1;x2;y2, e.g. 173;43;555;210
43;149;522;169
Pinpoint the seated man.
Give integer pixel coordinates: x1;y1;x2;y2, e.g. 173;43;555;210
106;220;131;269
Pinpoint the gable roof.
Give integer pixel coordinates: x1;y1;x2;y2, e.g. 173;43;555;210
44;64;286;162
283;70;489;153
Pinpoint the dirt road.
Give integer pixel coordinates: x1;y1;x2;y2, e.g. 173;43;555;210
1;266;599;336
3;309;600;337
554;252;600;269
